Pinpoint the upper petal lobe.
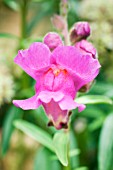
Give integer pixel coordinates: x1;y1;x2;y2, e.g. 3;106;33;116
14;43;51;80
51;46;101;90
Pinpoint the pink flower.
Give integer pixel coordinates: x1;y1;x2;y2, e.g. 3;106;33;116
13;42;100;129
70;22;90;44
44;32;63;51
75;40;97;92
75;40;97;59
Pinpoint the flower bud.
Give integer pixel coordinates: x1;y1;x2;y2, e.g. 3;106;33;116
75;40;97;58
51;14;65;32
70;22;91;44
43;32;63;51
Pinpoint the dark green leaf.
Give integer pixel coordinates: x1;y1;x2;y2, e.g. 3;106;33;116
2;106;23;156
89;116;105;132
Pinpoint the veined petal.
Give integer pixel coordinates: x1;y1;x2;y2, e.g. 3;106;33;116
38;91;67;129
43;99;69;130
38;91;64;103
13;94;41;110
52;46;101;90
14;42;51;80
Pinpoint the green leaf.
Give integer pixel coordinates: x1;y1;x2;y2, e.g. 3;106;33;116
34;147;50;170
14;120;54;152
3;0;19;11
2;106;23;156
80;106;104;118
51;149;80;161
98;113;113;170
74;167;88;170
76;95;112;105
70;130;80;169
53;131;69;166
34;147;61;170
0;33;18;39
27;2;53;35
70;149;80;157
32;0;47;2
89;116;105;132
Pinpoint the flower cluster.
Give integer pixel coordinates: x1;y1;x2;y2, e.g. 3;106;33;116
13;22;100;129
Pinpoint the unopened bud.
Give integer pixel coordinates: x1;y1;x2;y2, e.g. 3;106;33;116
43;32;63;51
75;40;97;59
70;22;90;44
51;14;65;32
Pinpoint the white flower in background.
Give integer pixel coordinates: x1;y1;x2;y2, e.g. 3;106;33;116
0;64;14;105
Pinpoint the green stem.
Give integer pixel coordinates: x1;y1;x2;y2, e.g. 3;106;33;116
21;0;28;40
60;0;70;45
18;0;29;88
19;0;28;49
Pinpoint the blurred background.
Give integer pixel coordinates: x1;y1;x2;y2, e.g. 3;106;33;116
0;0;113;170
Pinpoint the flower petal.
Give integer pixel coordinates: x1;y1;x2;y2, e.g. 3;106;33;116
52;46;101;90
14;42;51;80
43;99;69;129
75;40;97;58
53;70;76;98
38;91;64;103
13;94;41;110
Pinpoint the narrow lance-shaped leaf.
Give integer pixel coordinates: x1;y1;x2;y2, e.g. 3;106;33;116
14;120;54;152
98;113;113;170
34;147;61;170
76;95;112;105
2;106;23;156
70;129;80;169
0;33;18;39
74;167;88;170
53;131;69;166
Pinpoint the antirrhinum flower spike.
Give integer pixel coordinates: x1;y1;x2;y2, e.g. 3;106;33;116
13;38;101;129
70;22;91;44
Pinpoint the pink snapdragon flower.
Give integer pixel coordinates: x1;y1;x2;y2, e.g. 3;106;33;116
13;42;100;129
